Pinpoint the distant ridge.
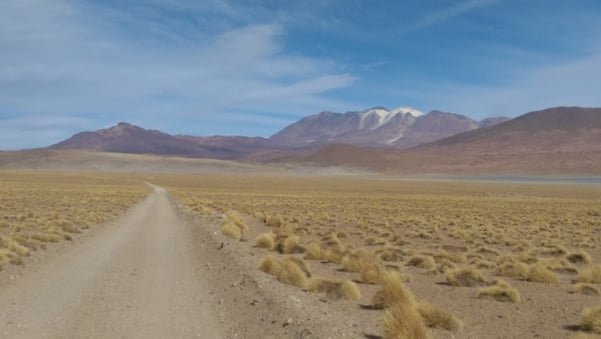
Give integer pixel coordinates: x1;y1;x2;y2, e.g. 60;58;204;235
269;107;509;148
301;107;601;175
49;122;248;159
419;106;601;153
47;106;510;160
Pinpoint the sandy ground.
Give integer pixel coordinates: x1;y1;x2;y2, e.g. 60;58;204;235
0;186;225;338
0;185;352;339
2;179;599;339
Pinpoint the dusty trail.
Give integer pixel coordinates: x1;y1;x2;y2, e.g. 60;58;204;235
0;186;222;339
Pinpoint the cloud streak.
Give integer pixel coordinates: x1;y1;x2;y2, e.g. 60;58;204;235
405;0;500;32
0;0;356;148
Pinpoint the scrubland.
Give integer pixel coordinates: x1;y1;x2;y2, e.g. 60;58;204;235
0;171;149;270
159;174;601;338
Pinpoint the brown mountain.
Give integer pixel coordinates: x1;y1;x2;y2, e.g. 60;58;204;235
49;122;246;159
300;107;601;175
420;106;601;153
269;107;508;148
49;107;508;160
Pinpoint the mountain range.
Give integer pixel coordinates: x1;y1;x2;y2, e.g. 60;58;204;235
303;107;601;174
270;106;509;148
12;105;598;175
49;108;509;159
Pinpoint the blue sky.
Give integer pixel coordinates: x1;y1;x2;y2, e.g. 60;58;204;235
1;0;601;149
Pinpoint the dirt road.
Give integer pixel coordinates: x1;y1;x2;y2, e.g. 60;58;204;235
0;186;223;339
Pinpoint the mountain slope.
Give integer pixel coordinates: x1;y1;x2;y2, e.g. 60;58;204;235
420;106;601;153
269;107;506;148
49;123;243;159
46;107;511;161
299;107;601;175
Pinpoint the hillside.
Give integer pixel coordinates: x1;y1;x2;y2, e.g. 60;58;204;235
301;107;601;175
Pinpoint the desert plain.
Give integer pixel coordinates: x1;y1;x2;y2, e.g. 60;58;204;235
0;158;600;339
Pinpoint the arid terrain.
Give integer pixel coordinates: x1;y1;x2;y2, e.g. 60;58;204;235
1;170;600;338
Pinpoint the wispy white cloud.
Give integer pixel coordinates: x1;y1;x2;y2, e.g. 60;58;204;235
0;0;356;148
406;0;500;32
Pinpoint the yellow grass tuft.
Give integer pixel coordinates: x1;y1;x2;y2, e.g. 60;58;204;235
278;257;310;288
361;266;384;285
477;280;520;303
323;246;347;265
445;267;489;287
221;210;249;240
254;232;276;250
581;305;601;334
259;255;310;288
265;215;283;227
526;263;558;283
309;278;362;300
566;250;592;264
571;283;600;296
57;220;80;233
340;280;361;300
280;235;304;254
220;220;242;241
0;236;30;257
304;241;323;260
494;260;529;279
384;301;431;339
577;265;601;284
285;257;311;278
406;255;436;269
417;302;463;331
31;232;62;243
372;271;415;309
259;255;283;276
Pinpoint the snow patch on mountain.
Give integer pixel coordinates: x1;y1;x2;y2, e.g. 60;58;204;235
358;106;423;130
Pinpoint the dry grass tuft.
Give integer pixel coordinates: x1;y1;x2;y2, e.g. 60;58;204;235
340;280;362;300
265;215;283;227
304;241;323;260
384;302;431;339
259;255;311;288
372;271;415;309
581;305;601;334
578;265;601;284
259;255;283;276
285;256;311;278
477;280;520;303
309;279;362;300
494;259;529;279
255;232;276;250
220;220;242;241
31;232;62;243
280;235;304;254
445;267;489;287
566;250;592;264
526;263;558;283
571;283;601;296
406;255;436;269
417;302;463;331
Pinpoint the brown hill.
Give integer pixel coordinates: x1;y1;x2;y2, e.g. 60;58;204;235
300;107;601;175
420;106;601;153
269;108;509;148
49;122;249;159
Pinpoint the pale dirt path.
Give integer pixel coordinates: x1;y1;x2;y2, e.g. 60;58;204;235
0;186;222;339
